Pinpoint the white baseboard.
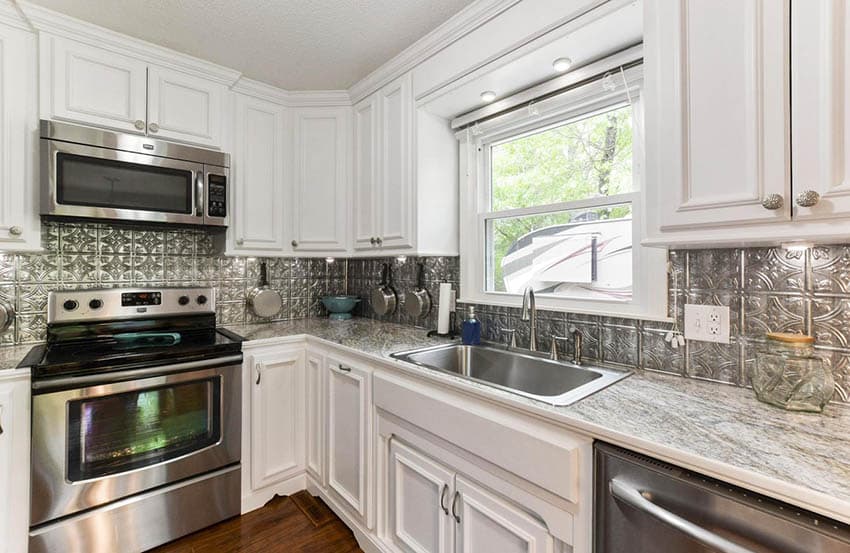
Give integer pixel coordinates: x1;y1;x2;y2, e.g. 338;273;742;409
240;473;307;514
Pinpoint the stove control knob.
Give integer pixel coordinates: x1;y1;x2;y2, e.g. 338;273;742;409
197;295;208;305
178;295;190;306
63;299;78;311
89;299;103;310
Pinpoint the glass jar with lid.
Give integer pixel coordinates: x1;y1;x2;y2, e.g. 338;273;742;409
752;332;834;412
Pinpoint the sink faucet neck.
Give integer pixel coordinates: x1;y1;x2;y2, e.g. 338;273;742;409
521;287;537;351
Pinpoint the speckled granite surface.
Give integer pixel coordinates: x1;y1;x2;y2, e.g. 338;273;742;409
226;318;850;522
0;344;36;372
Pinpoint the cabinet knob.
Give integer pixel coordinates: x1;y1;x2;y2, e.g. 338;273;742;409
375;237;383;246
134;119;145;131
236;238;244;245
148;122;160;133
795;190;821;208
291;240;299;248
370;237;377;245
8;226;22;236
255;362;263;385
761;194;784;210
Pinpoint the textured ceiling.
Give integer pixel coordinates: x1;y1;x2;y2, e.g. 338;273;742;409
23;0;475;90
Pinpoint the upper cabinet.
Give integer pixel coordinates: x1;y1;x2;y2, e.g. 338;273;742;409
645;0;850;247
0;20;40;251
353;73;415;253
291;107;350;253
41;36;227;148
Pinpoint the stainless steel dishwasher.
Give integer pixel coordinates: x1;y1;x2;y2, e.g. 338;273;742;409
594;442;850;553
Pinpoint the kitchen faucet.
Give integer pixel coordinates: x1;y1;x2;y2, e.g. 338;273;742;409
521;286;537;351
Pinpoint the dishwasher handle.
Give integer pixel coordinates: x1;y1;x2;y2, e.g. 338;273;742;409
610;478;757;553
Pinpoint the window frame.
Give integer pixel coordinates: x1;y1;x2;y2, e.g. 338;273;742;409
458;65;669;320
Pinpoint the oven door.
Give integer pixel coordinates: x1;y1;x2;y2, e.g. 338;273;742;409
41;139;206;225
30;358;241;526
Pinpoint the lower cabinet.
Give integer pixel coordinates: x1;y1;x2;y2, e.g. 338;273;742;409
326;355;372;526
305;350;325;484
0;371;30;553
387;439;552;553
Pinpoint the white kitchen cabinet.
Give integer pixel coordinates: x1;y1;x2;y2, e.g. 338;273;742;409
291;107;350;253
146;65;226;147
0;371;31;553
305;350;325;483
0;21;40;250
388;440;455;553
645;0;790;234
326;356;372;524
42;35;226;148
454;475;553;553
249;349;305;491
353;73;415;252
231;93;288;253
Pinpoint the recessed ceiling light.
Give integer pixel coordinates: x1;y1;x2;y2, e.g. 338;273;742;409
480;91;497;103
552;57;573;73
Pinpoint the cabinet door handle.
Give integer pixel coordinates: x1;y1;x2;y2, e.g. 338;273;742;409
337;364;352;372
370;237;377;245
134;119;145;131
148;122;160;133
291;240;299;248
440;484;449;515
236;238;244;245
761;194;784;210
795;190;821;208
8;226;22;237
255;362;263;385
451;491;461;523
375;237;383;246
0;405;4;435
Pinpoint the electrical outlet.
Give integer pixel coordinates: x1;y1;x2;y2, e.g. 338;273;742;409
684;304;730;344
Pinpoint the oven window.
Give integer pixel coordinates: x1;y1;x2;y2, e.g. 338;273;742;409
56;153;194;214
67;378;221;481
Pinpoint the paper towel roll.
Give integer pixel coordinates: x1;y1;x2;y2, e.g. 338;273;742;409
437;283;452;334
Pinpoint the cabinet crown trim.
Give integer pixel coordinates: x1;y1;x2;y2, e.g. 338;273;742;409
233;77;352;107
18;0;242;86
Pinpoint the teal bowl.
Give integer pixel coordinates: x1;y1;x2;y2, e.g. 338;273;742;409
321;295;361;320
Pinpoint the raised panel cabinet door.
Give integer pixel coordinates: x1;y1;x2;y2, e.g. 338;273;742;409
147;65;225;147
250;350;305;491
0;23;39;250
353;96;379;250
326;359;371;521
388;440;455;553
647;0;790;230
232;94;287;252
305;352;325;483
292;108;349;252
454;476;553;553
378;73;415;249
47;36;148;134
791;0;850;220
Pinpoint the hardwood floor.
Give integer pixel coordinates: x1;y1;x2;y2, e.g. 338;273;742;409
150;493;364;553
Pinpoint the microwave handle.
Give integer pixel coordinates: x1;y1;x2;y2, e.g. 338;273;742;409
195;170;205;217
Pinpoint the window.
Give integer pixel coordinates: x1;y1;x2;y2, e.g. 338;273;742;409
459;63;667;318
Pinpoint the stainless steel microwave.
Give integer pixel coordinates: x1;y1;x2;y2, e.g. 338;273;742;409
40;120;229;227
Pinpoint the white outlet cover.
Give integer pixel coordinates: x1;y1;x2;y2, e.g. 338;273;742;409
684;304;731;344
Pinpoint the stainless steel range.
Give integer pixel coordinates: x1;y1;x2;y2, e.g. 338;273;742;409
24;287;243;553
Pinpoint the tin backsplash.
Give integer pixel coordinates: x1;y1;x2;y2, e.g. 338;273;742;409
2;221;848;404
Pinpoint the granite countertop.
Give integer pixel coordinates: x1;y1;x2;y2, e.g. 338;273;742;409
226;318;850;524
0;344;36;374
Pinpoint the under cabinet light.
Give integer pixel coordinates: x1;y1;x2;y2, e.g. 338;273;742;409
325;257;335;264
480;91;497;103
781;241;814;252
552;57;573;72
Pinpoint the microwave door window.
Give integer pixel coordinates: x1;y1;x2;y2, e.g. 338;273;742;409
57;153;194;214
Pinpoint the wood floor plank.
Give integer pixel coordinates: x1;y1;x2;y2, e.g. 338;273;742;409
149;494;363;553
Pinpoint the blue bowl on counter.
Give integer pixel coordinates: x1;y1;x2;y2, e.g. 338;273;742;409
321;295;361;320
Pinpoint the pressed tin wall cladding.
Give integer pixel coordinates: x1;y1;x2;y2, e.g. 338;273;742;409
1;222;848;405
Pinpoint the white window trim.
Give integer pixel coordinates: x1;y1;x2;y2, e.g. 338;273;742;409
457;65;670;321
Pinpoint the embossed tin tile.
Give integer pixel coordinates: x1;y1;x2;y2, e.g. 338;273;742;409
811;245;850;295
164;256;195;282
0;254;15;283
216;302;245;325
59;254;97;283
100;255;133;283
743;293;806;338
98;226;133;254
219;257;246;280
60;223;99;253
640;327;684;375
16;313;46;343
40;222;60;252
811;296;850;349
18;254;59;283
165;231;195;256
814;348;850;403
133;230;165;255
743;248;805;292
688;249;742;290
602;323;638;367
687;340;742;384
132;255;165;282
17;283;56;313
195;231;217;256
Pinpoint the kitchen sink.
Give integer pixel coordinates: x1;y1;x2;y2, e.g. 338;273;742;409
391;342;630;406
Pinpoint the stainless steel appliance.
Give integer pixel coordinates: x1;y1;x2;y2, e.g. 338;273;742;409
595;442;850;553
25;287;243;553
40;120;229;227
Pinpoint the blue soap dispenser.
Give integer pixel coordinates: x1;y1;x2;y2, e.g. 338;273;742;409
462;306;481;345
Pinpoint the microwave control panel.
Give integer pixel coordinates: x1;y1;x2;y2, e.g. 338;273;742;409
207;173;227;218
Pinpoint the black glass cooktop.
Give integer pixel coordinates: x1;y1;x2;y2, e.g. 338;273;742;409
25;314;243;380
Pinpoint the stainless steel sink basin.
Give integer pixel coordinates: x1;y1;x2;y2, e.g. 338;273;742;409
391;342;630;406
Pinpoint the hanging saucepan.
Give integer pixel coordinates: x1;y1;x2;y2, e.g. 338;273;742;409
404;263;432;319
371;262;397;316
247;261;282;318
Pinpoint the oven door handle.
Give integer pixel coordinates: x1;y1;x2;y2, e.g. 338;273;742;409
610;478;757;553
32;354;243;392
195;169;205;217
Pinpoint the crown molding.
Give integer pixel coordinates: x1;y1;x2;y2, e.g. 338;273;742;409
232;77;352;107
17;0;242;86
347;0;521;103
1;1;33;31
